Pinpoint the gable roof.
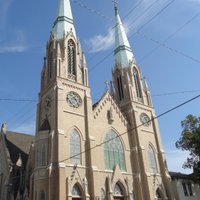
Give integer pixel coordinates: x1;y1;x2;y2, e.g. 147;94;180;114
5;131;34;167
169;171;193;180
93;91;127;126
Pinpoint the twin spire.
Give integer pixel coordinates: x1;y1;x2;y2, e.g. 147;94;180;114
52;0;135;67
114;4;136;68
52;0;76;39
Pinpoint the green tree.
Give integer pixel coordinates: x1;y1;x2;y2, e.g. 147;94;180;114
176;114;200;181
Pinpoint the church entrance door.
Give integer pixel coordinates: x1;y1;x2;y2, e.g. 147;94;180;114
114;197;124;200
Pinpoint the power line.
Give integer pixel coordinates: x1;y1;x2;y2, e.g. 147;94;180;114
1;89;200;103
0;89;200;102
6;93;200;181
138;10;200;62
88;0;176;73
60;93;200;163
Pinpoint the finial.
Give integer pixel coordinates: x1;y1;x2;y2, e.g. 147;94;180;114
104;80;109;91
112;0;118;14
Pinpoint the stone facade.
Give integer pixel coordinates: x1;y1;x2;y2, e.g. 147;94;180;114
170;172;200;200
27;1;174;200
0;0;176;200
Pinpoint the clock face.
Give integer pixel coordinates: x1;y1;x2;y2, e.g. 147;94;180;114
140;113;151;127
44;95;52;112
66;91;82;108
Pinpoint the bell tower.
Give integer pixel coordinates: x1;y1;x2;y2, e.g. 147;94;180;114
32;0;93;199
112;4;174;200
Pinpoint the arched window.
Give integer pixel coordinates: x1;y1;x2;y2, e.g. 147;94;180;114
70;129;81;165
117;75;124;101
133;70;142;100
34;144;38;167
113;182;124;199
72;184;82;199
41;144;46;166
148;145;157;173
68;39;76;80
104;130;126;171
39;190;45;200
155;188;162;200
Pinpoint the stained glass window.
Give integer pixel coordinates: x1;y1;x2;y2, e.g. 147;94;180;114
35;144;38;167
155;189;162;199
148;145;157;173
104;130;126;171
39;190;45;200
72;184;81;197
133;70;142;100
41;144;46;166
68;39;76;80
70;129;81;165
114;183;123;196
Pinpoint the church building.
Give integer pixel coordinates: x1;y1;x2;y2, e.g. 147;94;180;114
0;0;175;199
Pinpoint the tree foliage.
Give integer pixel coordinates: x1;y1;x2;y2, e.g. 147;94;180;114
176;114;200;180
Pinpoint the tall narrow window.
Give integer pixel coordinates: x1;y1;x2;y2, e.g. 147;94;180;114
113;183;124;199
104;130;126;171
188;183;193;196
68;39;76;80
70;129;81;165
48;52;53;80
39;190;45;200
41;144;46;166
182;183;188;196
148;145;157;173
133;71;142;100
117;75;124;101
72;184;82;199
35;144;38;167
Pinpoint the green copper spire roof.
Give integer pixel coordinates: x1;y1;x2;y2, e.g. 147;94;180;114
114;4;135;68
52;0;76;39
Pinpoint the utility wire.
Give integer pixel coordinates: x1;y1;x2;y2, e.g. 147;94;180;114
60;93;200;163
138;10;200;62
6;93;200;181
1;89;200;103
88;0;176;73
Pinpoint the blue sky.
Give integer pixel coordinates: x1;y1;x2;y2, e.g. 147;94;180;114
0;0;200;173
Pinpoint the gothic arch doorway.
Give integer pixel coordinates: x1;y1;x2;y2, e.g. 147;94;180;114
155;188;163;200
113;182;125;200
72;184;82;200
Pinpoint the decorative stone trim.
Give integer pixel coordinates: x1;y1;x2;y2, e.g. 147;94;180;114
62;82;85;92
58;129;65;135
93;92;127;126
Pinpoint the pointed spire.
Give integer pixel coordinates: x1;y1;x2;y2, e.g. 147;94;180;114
114;3;136;68
52;0;76;39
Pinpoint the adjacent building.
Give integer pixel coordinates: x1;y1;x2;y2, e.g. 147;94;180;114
170;172;200;200
0;124;34;200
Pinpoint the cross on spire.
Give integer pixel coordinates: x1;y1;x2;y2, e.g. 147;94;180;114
112;0;118;8
104;80;109;91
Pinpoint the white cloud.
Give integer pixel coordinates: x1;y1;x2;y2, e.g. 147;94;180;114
0;30;28;53
87;28;115;53
165;150;192;174
86;0;168;53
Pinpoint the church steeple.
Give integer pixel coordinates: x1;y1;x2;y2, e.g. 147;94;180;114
52;0;76;39
114;4;135;68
